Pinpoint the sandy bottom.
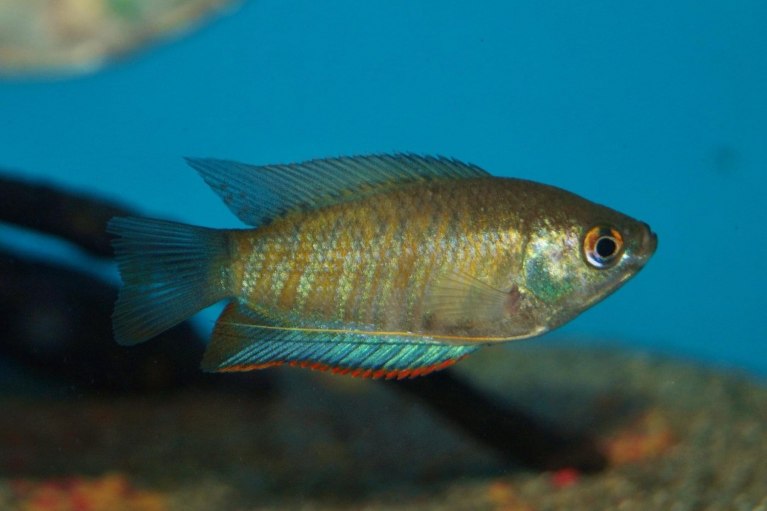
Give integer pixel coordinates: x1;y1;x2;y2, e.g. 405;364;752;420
1;343;765;510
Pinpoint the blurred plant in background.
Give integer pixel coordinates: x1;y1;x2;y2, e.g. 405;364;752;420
0;0;240;78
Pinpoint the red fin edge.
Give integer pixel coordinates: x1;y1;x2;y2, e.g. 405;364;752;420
215;356;467;379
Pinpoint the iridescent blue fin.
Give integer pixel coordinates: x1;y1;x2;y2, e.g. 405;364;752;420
185;154;489;227
108;217;232;346
202;303;479;379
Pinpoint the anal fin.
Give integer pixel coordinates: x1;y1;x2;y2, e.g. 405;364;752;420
203;303;478;379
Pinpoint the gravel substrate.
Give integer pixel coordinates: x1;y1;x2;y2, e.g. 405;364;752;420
1;343;765;510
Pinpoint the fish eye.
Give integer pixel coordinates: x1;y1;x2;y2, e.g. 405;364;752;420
583;225;623;269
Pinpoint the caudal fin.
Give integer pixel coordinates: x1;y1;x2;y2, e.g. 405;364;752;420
108;217;232;346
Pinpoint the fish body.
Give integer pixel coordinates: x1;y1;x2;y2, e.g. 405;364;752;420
109;155;656;378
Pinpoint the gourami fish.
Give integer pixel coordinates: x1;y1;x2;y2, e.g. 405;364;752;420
108;155;656;379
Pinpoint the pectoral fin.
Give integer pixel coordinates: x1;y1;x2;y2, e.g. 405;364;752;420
426;271;520;326
203;303;478;379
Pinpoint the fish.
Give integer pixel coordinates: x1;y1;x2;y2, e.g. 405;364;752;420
108;154;657;379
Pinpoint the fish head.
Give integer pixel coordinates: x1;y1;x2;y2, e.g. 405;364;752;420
516;189;657;333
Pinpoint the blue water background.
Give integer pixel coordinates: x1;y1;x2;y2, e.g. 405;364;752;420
0;1;765;375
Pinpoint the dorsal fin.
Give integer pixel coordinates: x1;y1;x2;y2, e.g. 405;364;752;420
202;303;478;379
185;154;489;227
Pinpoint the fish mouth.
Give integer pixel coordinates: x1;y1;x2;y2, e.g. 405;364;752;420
625;222;657;271
642;224;658;257
643;222;658;256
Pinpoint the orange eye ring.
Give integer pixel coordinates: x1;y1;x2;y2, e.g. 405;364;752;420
583;225;623;269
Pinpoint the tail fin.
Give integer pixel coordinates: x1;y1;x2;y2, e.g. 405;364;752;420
108;217;232;346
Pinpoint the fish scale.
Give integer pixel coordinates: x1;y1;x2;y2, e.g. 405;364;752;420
231;180;508;334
